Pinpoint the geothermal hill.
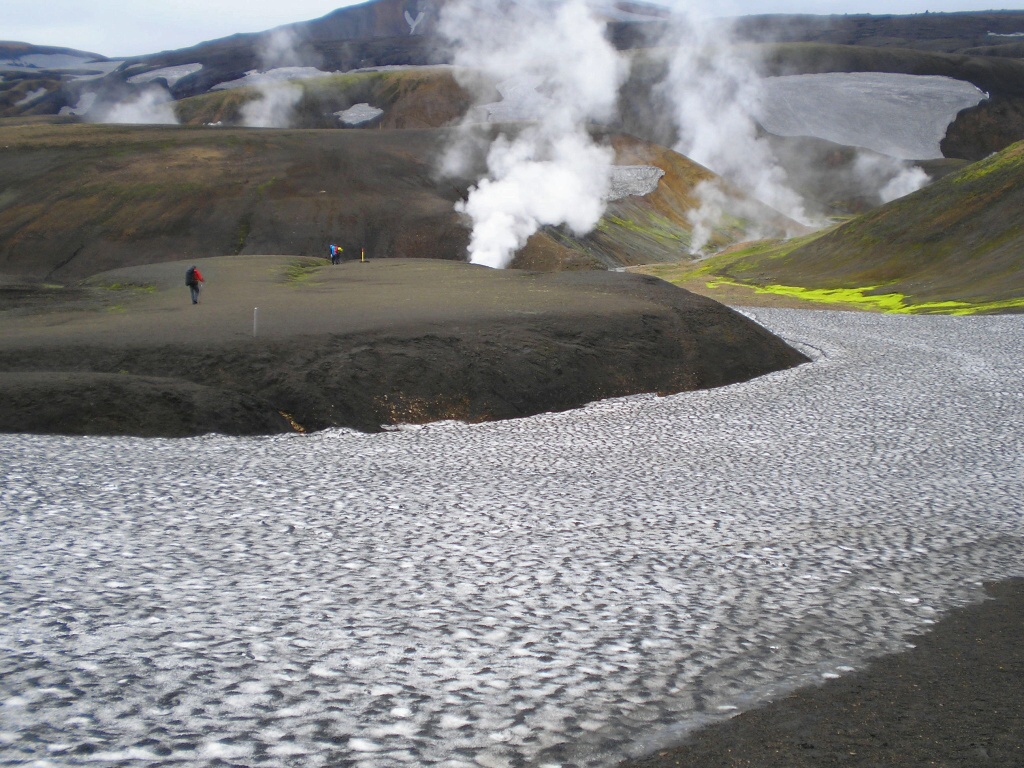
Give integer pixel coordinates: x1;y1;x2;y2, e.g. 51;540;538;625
3;3;1023;283
646;140;1024;314
0;119;799;281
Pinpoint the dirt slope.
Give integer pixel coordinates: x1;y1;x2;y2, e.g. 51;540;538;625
0;120;805;281
174;68;475;130
644;140;1024;313
0;122;472;281
0;256;809;437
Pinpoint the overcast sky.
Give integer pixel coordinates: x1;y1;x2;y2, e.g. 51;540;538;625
3;0;1024;58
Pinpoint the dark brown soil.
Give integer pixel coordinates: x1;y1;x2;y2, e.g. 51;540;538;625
0;372;292;437
942;96;1024;161
0;256;808;438
619;578;1024;768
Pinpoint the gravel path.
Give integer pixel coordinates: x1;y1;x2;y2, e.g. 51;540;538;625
1;309;1022;768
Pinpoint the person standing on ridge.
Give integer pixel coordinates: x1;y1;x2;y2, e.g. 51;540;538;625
185;265;204;304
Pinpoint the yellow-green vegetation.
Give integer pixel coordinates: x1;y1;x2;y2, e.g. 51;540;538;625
174;88;259;125
598;212;692;250
704;279;1024;315
701;230;836;274
949;145;1022;184
102;283;156;293
638;229;834;285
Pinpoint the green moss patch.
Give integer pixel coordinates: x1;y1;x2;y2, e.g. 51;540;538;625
283;260;325;285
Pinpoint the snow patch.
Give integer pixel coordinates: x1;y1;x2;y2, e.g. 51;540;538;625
607;165;665;200
336;103;384;125
128;64;203;88
211;67;335;91
1;312;1023;767
0;54;120;75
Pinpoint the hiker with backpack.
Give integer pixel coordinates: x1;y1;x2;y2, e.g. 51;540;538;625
185;265;204;304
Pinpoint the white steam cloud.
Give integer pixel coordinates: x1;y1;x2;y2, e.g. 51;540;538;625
440;0;628;269
657;6;810;247
686;180;789;256
242;28;308;129
655;4;939;249
854;153;931;204
95;86;179;125
241;83;303;128
261;28;307;69
443;0;938;264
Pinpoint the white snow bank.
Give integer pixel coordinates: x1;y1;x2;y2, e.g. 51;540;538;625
127;63;203;88
758;72;986;160
211;67;336;91
0;54;120;75
2;311;1023;768
58;92;97;116
14;87;48;107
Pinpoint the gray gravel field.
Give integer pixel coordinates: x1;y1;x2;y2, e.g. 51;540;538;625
1;309;1022;768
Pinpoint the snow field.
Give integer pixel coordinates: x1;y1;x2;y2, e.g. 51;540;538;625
758;73;987;159
1;309;1022;767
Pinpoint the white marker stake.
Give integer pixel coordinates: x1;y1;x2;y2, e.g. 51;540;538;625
253;307;259;337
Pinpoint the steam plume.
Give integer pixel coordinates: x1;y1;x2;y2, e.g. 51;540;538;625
241;84;303;128
653;4;943;251
440;0;628;269
853;152;931;204
95;86;179;125
242;28;309;129
261;28;307;69
657;6;809;236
